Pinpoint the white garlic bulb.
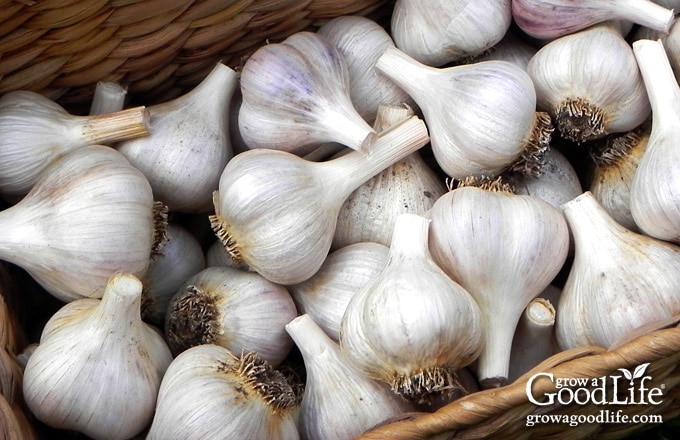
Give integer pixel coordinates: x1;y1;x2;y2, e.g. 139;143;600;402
512;0;675;40
557;191;680;349
375;47;552;180
210;115;429;285
0;91;149;202
147;345;300;440
141;223;206;327
288;242;389;341
164;265;297;366
527;22;651;144
287;314;414;440
238;31;376;156
22;274;172;440
0;145;158;302
340;213;483;404
630;39;680;243
317;16;416;125
116;62;237;213
428;185;570;388
390;0;512;67
589;125;649;231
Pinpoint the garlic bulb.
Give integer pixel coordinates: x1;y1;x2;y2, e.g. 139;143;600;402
238;31;376;155
22;273;172;440
527;22;651;144
0;145;159;302
340;213;483;404
630;39;680;243
333;105;447;249
557;191;680;349
287;314;414;440
141;223;206;327
589;125;649;231
116;62;237;213
317;16;415;125
472;30;538;70
375;47;552;180
390;0;512;67
428;185;570;388
0;91;149;202
288;242;389;341
512;0;675;40
147;345;300;440
89;81;127;115
164;266;297;366
210;115;429;285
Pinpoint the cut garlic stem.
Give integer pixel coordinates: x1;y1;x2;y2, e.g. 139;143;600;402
82;106;150;143
508;297;556;382
89;81;127;115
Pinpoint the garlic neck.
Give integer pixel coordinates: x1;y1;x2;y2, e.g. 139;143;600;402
375;47;438;104
386;213;430;260
616;0;675;34
177;63;237;112
476;312;518;388
286;314;331;360
561;191;621;250
633;38;680;127
93;274;144;331
319;116;429;200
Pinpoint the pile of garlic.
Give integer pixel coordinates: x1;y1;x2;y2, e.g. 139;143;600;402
2;0;680;438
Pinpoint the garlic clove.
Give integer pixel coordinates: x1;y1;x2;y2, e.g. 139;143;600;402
22;273;172;440
288;241;389;341
317;16;417;125
527;22;651;144
390;0;512;67
0;145;157;302
116;62;238;213
375;46;551;180
210;115;429;285
164;265;298;366
147;345;300;440
630;38;680;243
557;191;680;349
238;31;377;156
0;91;149;202
512;0;675;40
340;213;483;404
428;185;570;388
286;314;414;440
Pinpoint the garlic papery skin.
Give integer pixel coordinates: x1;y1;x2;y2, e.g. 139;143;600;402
527;22;651;144
210;115;429;285
0;145;155;302
557;191;680;350
147;345;300;440
472;31;538;71
390;0;512;67
0;91;149;202
89;81;127;115
116;62;237;213
340;213;483;404
512;0;675;40
164;265;297;366
141;223;206;327
508;297;558;383
428;186;570;388
22;273;172;440
630;39;680;243
286;314;414;440
288;242;389;341
375;47;551;180
317;16;416;125
589;126;649;232
238;31;376;156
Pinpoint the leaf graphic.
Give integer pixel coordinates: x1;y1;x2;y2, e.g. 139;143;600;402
633;363;650;379
618;368;633;380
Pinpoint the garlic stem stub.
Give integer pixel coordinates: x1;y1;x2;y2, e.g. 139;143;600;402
238;31;377;155
375;46;550;180
630;38;680;243
0;91;149;201
0;145;157;302
512;0;675;40
210;115;429;285
89;81;127;115
508;297;557;383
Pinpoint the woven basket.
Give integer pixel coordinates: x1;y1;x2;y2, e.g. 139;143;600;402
2;2;680;440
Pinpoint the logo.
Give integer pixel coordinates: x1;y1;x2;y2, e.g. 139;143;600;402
526;363;665;406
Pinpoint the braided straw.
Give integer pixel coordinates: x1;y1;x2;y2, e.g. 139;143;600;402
0;0;393;112
358;319;680;439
